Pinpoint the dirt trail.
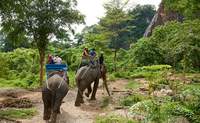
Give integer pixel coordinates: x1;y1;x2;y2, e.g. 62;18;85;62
0;79;133;123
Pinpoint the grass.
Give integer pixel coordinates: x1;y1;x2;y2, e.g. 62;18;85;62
108;73;118;81
181;83;200;91
126;81;141;89
0;78;40;89
0;108;38;119
120;94;148;107
100;96;110;108
68;70;76;88
0;71;41;89
95;115;138;123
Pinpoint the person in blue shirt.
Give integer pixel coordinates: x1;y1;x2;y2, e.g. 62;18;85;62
89;48;96;65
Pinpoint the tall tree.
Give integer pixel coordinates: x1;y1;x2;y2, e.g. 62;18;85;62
97;0;133;71
0;0;84;84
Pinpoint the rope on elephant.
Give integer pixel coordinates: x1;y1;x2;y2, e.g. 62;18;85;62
46;80;51;91
46;75;65;91
80;66;91;79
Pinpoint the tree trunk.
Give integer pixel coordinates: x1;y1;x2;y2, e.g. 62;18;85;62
39;49;45;86
114;49;117;72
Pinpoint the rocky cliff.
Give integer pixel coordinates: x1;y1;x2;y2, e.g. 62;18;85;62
144;2;183;37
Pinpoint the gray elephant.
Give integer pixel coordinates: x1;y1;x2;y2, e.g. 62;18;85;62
42;74;69;123
75;62;110;106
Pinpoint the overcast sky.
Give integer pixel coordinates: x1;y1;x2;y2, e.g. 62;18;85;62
74;0;161;32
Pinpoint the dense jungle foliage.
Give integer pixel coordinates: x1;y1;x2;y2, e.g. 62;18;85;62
0;0;200;122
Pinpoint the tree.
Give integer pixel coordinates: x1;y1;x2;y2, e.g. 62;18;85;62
0;32;31;52
0;0;84;85
130;20;200;70
97;0;133;71
128;5;156;41
163;0;200;19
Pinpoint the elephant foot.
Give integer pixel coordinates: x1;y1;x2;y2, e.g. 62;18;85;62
85;93;90;97
45;120;50;123
90;97;96;100
80;99;84;104
58;110;61;114
75;102;81;107
50;113;57;123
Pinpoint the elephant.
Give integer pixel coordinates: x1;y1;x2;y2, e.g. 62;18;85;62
75;61;110;106
42;74;69;123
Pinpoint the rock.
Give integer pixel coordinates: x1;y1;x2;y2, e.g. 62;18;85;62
144;1;183;37
152;89;173;97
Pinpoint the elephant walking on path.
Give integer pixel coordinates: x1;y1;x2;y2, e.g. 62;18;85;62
75;62;110;106
42;74;69;123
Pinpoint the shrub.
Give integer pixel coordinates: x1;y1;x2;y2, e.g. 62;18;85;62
129;20;200;71
129;38;164;66
95;115;138;123
121;94;147;107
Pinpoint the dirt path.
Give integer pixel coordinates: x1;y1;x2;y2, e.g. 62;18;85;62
0;79;133;123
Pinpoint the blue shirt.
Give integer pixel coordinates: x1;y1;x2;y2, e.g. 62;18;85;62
89;50;96;57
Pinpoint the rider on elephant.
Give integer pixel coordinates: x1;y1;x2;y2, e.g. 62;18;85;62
99;52;104;71
99;52;104;65
80;48;89;68
89;48;96;65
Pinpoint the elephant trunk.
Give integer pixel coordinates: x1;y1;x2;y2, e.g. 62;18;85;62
102;74;110;96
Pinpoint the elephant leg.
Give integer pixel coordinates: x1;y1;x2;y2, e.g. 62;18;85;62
42;88;52;121
91;79;99;100
50;112;57;123
53;87;68;114
85;85;92;98
75;88;85;106
75;79;87;106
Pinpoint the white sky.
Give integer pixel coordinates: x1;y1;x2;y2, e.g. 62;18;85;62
74;0;161;33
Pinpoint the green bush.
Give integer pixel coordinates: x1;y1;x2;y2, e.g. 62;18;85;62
0;48;40;88
95;115;138;123
129;38;164;66
121;94;147;107
129;20;200;71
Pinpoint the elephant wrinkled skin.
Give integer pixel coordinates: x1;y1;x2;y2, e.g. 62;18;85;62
75;63;110;106
42;74;69;123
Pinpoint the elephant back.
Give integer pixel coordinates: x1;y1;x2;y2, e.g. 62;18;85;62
76;65;101;82
76;66;87;81
46;74;68;91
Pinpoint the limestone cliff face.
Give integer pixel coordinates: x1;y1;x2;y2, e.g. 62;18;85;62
144;2;183;37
